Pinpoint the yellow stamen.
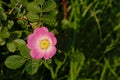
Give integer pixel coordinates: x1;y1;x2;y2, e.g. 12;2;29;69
39;39;50;50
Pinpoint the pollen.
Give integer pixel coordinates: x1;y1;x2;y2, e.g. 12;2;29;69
39;39;50;50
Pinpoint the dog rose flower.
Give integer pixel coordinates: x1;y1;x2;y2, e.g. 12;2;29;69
27;27;57;60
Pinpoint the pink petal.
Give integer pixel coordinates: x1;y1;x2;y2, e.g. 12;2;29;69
30;48;45;60
27;26;57;60
27;34;34;49
27;28;50;49
49;32;57;45
44;46;57;59
40;27;49;32
33;28;50;41
34;27;49;35
27;34;40;49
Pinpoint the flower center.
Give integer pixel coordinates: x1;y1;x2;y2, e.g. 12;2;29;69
39;39;50;50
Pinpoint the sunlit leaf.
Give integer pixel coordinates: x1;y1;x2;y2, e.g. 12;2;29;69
0;7;4;12
7;42;16;52
0;27;10;38
35;0;45;5
7;20;14;29
5;55;25;69
14;39;30;58
0;38;5;46
26;2;41;13
0;12;7;20
26;12;39;22
43;14;55;26
62;19;70;29
43;0;56;12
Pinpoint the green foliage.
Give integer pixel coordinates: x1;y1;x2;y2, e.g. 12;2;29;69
25;59;39;75
7;42;16;52
4;55;26;69
71;50;85;63
0;27;10;38
26;2;41;13
0;12;7;20
43;14;56;26
17;20;28;28
26;12;39;22
26;0;56;26
42;0;56;12
14;39;30;58
7;20;14;29
69;50;85;80
0;7;7;20
36;0;45;5
0;38;5;45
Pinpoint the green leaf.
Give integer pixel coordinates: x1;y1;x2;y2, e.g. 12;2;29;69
104;40;115;53
0;12;7;20
26;2;41;13
7;42;16;52
10;31;22;39
7;20;14;29
21;0;28;5
0;27;10;38
43;14;55;26
10;0;17;4
25;59;39;75
113;24;120;31
0;38;5;46
82;3;93;17
62;19;70;25
38;0;45;5
34;0;45;5
43;0;56;12
17;20;28;28
62;19;70;29
26;12;39;22
71;50;85;64
0;7;4;12
54;58;63;66
8;0;18;8
17;20;24;27
4;55;25;69
14;39;30;58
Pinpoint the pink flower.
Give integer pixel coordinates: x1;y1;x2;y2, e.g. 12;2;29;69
27;27;57;60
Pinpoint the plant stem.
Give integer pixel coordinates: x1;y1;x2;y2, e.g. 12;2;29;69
8;0;21;15
91;10;102;43
44;62;56;79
